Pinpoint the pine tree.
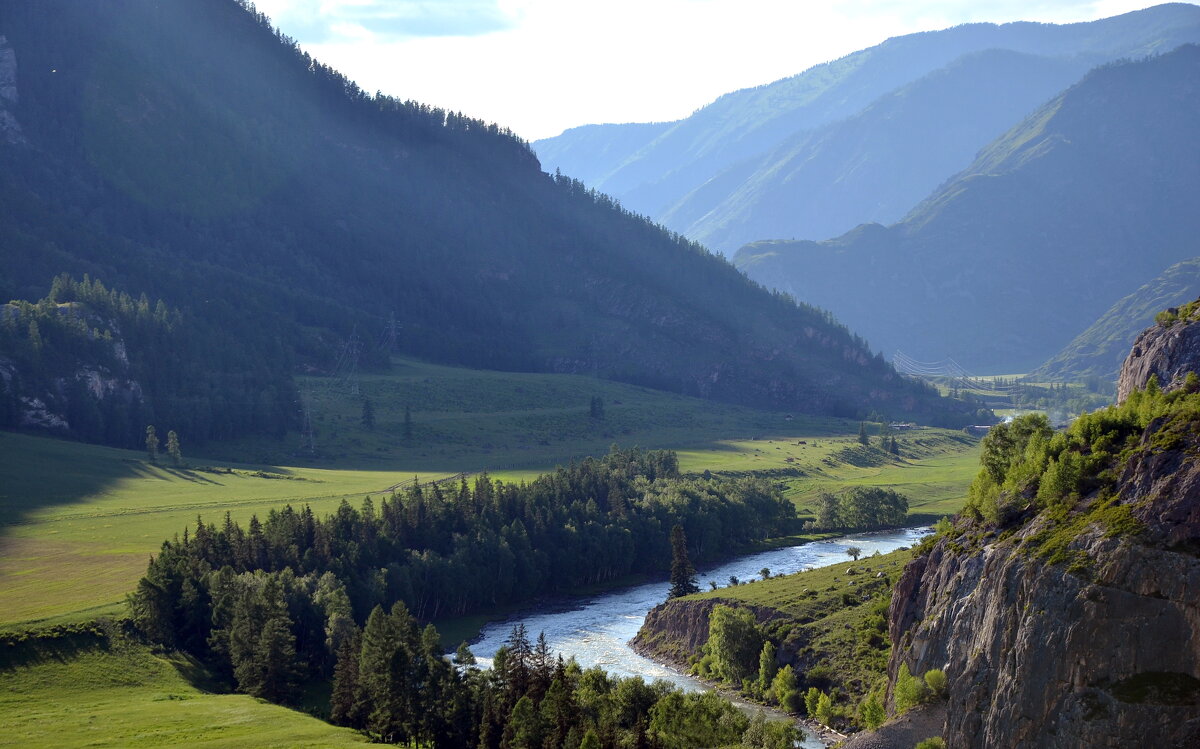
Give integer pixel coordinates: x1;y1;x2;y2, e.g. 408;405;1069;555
857;422;869;445
145;425;159;463
166;430;183;467
403;404;413;441
668;524;699;598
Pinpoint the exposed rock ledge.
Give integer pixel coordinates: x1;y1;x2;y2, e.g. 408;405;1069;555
1117;299;1200;402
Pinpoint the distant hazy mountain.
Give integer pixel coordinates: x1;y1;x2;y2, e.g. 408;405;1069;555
1034;258;1200;382
535;4;1200;253
0;0;960;427
662;49;1090;252
736;46;1200;374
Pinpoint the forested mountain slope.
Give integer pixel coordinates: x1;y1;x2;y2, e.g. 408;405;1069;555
0;0;962;436
535;4;1200;250
737;47;1200;373
1035;258;1200;382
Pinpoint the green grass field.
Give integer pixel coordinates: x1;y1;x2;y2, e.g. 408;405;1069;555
0;631;366;747
0;358;981;628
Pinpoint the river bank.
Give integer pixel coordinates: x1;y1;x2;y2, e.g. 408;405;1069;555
466;527;929;687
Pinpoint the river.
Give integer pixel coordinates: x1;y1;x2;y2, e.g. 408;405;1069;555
468;526;930;747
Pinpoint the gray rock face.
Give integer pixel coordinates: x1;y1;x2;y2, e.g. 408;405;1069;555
1118;303;1200;402
886;423;1200;747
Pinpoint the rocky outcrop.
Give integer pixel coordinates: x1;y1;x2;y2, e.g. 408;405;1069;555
1117;300;1200;402
631;598;782;667
886;422;1200;746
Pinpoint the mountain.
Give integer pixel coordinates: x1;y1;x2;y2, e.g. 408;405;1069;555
1035;258;1200;383
882;316;1200;748
0;0;964;438
534;4;1200;251
661;49;1090;253
737;46;1200;374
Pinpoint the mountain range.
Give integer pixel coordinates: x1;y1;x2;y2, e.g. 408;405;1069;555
534;4;1200;254
736;45;1200;374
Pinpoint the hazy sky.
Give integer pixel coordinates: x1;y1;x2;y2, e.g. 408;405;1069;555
253;0;1168;140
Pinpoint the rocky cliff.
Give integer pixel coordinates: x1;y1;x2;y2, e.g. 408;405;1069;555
885;313;1200;748
1117;298;1200;403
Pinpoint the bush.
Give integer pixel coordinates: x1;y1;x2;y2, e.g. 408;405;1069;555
924;668;947;697
914;738;945;749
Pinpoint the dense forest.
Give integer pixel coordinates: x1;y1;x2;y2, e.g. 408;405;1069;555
0;274;295;446
0;0;969;425
126;447;804;745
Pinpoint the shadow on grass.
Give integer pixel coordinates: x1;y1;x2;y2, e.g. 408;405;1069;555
0;625;111;670
0;431;314;530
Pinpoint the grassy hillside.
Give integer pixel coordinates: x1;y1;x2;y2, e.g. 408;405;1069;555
214;356;834;470
0;628;367;747
1;360;979;628
635;548;917;727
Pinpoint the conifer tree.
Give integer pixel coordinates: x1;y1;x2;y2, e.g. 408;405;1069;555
668;524;699;598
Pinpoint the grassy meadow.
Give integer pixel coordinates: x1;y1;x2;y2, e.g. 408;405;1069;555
0;628;367;748
0;357;981;629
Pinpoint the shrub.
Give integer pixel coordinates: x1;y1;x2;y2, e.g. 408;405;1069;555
924;668;947;697
914;738;945;749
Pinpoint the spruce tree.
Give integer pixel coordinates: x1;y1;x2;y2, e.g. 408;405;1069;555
403;404;413;441
361;398;375;430
857;421;869;445
668;524;699;598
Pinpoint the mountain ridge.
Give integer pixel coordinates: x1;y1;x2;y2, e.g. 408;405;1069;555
534;4;1200;250
737;45;1200;373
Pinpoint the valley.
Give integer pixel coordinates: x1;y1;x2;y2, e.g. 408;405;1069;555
2;0;1199;747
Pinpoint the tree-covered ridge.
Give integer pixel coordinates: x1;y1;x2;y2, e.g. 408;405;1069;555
0;0;962;423
0;274;295;446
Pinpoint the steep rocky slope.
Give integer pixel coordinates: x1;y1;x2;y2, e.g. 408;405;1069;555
884;315;1200;747
1118;298;1200;401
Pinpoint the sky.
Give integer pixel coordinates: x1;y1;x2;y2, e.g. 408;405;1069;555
252;0;1169;141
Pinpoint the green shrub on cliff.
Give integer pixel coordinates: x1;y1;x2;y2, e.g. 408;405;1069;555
963;377;1200;532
